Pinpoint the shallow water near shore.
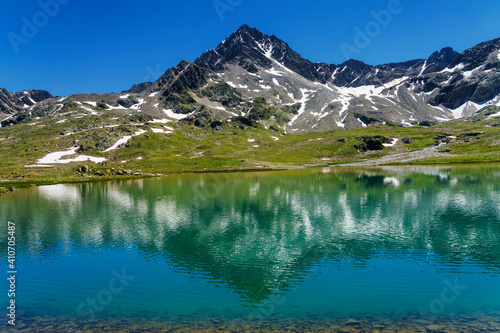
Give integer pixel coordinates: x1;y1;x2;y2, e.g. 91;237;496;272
1;166;500;331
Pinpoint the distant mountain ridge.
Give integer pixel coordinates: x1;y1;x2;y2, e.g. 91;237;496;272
0;89;53;115
2;24;499;133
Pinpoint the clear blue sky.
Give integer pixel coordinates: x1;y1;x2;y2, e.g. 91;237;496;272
1;0;499;96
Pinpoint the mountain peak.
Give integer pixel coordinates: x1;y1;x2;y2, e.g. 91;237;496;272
420;47;459;75
448;37;500;70
195;25;325;82
235;24;252;33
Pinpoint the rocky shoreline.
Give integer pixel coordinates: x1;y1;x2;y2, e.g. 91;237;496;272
3;312;500;332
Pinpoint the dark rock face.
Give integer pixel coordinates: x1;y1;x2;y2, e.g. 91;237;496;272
354;136;389;152
424;38;500;108
0;88;53;115
449;38;500;71
0;88;20;114
422;47;460;74
122;82;153;94
117;96;140;108
156;61;209;114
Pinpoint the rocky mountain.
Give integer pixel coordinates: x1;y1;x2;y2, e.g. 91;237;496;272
414;38;500;116
0;88;53;118
2;25;499;133
122;82;153;94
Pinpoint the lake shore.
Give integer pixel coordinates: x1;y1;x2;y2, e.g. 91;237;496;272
2;154;500;195
4;311;500;332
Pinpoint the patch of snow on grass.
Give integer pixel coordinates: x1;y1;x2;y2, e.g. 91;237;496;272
487;111;500;119
163;109;194;120
130;98;145;111
24;165;53;168
152;119;170;123
37;147;106;164
151;128;173;134
434;116;452;122
104;130;147;152
107;105;126;110
149;92;159;97
382;138;399;147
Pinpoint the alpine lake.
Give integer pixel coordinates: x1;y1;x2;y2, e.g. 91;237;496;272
1;166;500;332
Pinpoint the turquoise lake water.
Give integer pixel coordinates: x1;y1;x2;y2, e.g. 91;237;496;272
1;166;499;329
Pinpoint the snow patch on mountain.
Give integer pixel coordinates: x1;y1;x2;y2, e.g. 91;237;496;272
164;109;194;120
441;63;465;73
357;118;368;127
451;101;481;118
38;147;106;164
265;68;285;76
105;130;147;152
287;89;316;129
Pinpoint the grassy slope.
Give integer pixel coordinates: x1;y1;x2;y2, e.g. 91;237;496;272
1;107;499;190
